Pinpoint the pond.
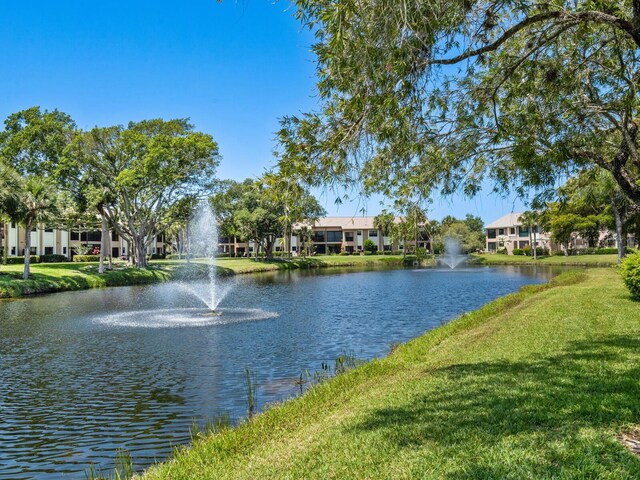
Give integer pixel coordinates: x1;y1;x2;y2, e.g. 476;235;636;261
0;265;561;479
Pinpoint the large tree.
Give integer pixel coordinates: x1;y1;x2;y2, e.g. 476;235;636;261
65;120;220;268
280;1;640;206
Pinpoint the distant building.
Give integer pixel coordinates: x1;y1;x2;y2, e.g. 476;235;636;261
0;221;165;260
485;213;554;254
219;216;431;257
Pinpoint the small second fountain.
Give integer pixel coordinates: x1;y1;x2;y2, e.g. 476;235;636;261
440;237;467;269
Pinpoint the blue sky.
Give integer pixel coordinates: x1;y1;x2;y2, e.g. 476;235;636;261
0;0;526;222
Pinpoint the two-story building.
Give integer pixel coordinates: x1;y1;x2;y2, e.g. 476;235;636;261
485;213;554;254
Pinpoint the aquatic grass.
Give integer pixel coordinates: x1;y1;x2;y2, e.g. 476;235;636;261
472;252;620;266
139;268;640;479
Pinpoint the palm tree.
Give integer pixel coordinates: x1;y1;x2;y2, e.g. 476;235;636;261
519;210;542;260
15;176;59;278
373;210;395;253
0;164;22;266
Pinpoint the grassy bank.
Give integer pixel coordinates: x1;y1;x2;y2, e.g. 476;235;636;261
473;252;620;266
0;255;410;298
140;268;640;479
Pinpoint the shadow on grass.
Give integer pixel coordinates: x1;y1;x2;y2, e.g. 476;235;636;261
350;335;640;477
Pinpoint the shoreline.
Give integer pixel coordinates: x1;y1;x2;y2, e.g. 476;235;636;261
0;255;417;299
136;267;640;479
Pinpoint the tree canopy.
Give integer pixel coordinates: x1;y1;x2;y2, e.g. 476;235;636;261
280;1;640;206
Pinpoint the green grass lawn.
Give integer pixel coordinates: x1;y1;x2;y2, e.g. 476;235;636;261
0;255;409;298
139;268;640;479
473;252;620;266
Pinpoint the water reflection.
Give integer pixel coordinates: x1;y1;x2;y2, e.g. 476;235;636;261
0;265;561;479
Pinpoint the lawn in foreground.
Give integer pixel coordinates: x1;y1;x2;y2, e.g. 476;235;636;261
140;268;640;479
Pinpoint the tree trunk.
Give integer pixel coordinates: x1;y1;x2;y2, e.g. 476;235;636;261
23;221;32;279
136;238;148;268
533;227;538;261
99;215;107;274
2;223;8;265
612;199;625;265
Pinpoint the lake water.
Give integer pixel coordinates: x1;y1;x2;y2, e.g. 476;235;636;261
0;265;559;478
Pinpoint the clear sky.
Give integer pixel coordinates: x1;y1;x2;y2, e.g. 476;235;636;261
0;0;527;222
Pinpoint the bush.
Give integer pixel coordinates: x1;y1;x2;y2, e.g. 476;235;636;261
3;255;40;265
392;250;403;256
512;248;524;256
363;250;375;256
496;248;508;255
363;239;377;253
402;255;419;266
620;253;640;300
415;247;428;260
339;251;351;256
39;254;68;263
552;250;566;256
149;253;166;260
73;255;101;262
523;246;549;256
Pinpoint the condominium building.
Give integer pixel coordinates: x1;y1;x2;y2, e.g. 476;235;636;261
219;216;431;256
485;213;554;254
0;222;165;259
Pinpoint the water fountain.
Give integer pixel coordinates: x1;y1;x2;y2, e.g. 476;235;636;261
179;202;232;315
94;202;278;328
440;237;467;269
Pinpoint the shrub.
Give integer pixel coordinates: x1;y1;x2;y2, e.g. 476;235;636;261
73;255;101;262
512;248;524;256
523;246;549;256
415;247;428;259
4;255;40;265
620;253;640;300
149;253;166;260
39;254;68;263
496;248;508;255
363;239;377;253
392;250;402;255
402;255;419;266
363;250;375;256
339;251;351;256
552;250;566;256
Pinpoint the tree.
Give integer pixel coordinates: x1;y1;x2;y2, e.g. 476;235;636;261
440;219;485;254
0;163;22;266
519;210;543;260
559;169;633;263
13;176;59;278
64;120;220;268
280;2;640;207
373;210;395;252
0;107;75;273
363;238;377;253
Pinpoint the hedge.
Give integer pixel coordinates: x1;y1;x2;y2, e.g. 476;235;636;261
72;255;101;262
620;253;640;300
2;256;40;265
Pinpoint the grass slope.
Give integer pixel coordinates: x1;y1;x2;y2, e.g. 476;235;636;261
141;268;640;479
473;253;620;267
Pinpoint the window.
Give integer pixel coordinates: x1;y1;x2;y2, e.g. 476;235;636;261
11;247;15;255
156;234;164;242
44;247;54;255
487;242;497;251
487;229;497;239
11;222;16;228
44;228;53;233
344;232;354;242
357;231;362;236
327;231;342;242
313;231;325;242
71;231;79;241
63;247;67;255
30;247;37;255
509;228;516;235
519;226;529;237
519;241;529;248
368;230;378;237
498;228;505;236
112;231;119;241
112;247;119;257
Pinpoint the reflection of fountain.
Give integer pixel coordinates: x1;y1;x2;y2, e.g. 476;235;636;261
180;202;231;313
440;237;467;269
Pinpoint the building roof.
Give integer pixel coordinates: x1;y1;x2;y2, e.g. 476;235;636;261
485;212;524;229
294;216;405;230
